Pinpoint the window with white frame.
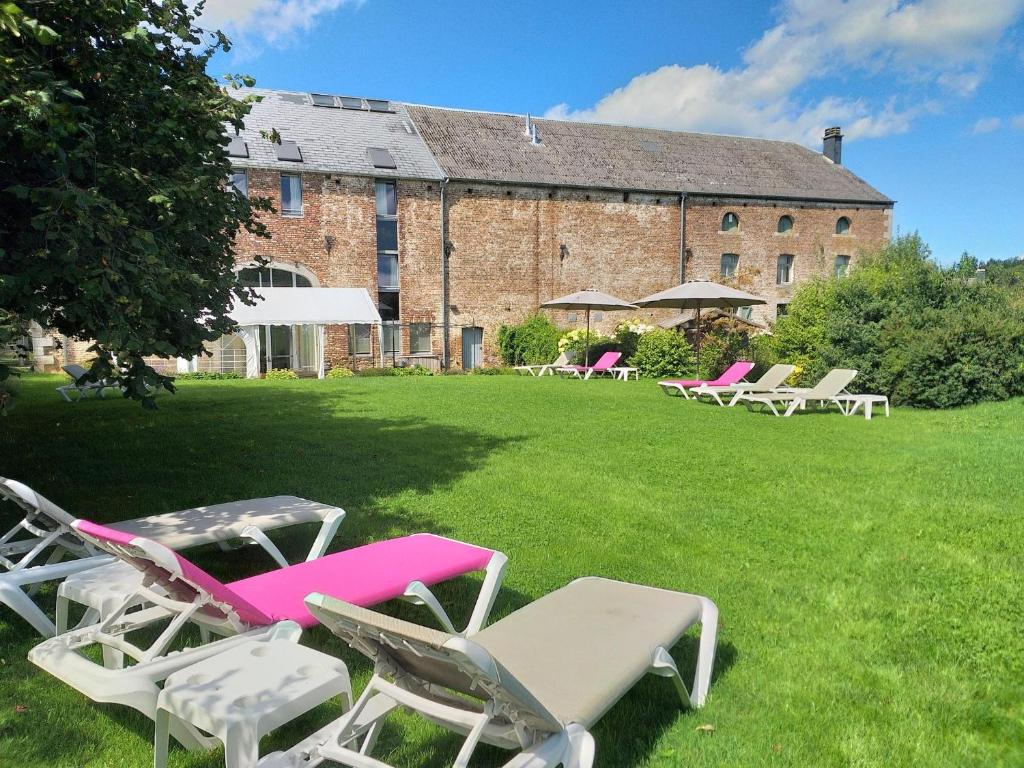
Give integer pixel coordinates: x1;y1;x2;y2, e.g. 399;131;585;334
350;324;371;355
280;173;302;216
375;180;400;320
777;254;794;285
720;253;739;278
409;323;432;354
835;255;851;277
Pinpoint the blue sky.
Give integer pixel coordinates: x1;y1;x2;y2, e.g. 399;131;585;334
204;0;1024;264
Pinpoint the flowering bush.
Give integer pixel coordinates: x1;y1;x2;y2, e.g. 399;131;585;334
613;320;656;360
264;369;298;380
558;328;609;353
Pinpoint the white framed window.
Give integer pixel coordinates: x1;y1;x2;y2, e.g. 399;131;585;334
382;323;401;354
721;212;739;231
238;265;312;288
835;255;851;277
280;173;302;216
410;323;432;355
720;253;739;278
350;324;371;355
230;170;247;197
777;254;794;285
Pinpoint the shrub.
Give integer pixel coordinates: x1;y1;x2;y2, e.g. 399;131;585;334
357;365;433;377
613;321;656;361
558;328;611;363
497;315;562;365
468;366;512;375
174;371;243;381
264;369;298;380
695;315;755;380
628;329;696;379
760;233;1024;407
325;367;354;379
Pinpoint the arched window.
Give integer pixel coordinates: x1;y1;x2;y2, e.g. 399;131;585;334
836;216;851;235
777;215;793;233
721;212;739;232
237;263;314;287
197;333;248;376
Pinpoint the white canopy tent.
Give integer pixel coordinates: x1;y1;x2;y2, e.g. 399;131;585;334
225;287;383;378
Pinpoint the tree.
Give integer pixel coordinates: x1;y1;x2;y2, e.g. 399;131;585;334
0;1;271;408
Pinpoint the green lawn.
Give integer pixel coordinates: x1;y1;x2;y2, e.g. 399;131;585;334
0;374;1022;767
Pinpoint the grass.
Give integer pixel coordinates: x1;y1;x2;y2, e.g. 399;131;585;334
0;373;1022;767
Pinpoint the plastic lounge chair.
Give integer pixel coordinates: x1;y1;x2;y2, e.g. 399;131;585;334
55;364;119;402
658;360;754;398
692;363;796;406
514;350;575;377
557;351;622;380
736;368;858;416
0;477;345;637
28;519;507;751
261;577;718;768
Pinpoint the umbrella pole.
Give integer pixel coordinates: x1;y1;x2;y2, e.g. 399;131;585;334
585;307;591;367
695;306;701;377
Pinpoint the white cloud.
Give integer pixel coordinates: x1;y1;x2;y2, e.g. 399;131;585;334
972;116;1003;133
547;0;1024;145
1012;114;1024;129
196;0;361;56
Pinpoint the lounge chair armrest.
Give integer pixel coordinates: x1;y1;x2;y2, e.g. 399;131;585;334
650;646;691;707
239;525;290;569
464;551;508;635
304;507;347;562
401;581;457;634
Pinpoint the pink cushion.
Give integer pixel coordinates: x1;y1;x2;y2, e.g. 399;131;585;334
590;352;621;370
228;533;494;628
710;361;755;386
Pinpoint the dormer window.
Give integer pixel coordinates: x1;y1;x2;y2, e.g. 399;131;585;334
721;212;739;232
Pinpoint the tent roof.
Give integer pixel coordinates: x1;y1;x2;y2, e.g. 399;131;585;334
229;287;382;326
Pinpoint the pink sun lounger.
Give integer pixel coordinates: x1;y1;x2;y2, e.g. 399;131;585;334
557;351;622;380
29;519;507;751
659;360;754;398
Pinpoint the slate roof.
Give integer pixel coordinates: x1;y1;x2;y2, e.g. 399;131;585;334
227;88;443;180
405;106;892;204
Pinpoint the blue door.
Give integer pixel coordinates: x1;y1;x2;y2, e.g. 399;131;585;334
462;327;483;369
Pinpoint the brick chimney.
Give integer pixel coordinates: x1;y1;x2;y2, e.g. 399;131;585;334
823;126;842;165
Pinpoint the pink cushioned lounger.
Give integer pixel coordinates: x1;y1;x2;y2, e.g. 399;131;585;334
73;520;502;630
659;360;754;397
559;351;622;378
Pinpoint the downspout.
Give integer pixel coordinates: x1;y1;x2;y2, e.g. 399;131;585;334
679;191;687;283
439;177;451;369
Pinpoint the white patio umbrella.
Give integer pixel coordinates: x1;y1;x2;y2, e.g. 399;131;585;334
540;288;637;365
634;280;766;373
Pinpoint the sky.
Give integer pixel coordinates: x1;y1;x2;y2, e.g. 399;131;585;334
202;0;1024;264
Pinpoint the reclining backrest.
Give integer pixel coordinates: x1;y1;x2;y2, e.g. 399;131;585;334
62;364;88;381
0;478;94;566
592;351;621;369
553;350;574;367
72;519;273;628
807;368;858;399
306;592;564;733
711;361;754;386
756;363;796;389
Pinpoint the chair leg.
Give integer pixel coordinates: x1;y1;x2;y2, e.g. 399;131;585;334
0;579;57;637
154;709;172;768
692;597;719;707
224;724;260;768
564;725;595;768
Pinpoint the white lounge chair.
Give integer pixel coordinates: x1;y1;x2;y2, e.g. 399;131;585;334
28;519;507;753
0;477;345;637
514;350;575;377
55;363;119;402
692;363;796;406
736;368;858;416
261;577;718;768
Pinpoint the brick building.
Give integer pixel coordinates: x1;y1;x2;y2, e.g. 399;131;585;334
38;89;893;374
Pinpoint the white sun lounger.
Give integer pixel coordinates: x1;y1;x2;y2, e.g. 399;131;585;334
692;363;796;406
0;477;345;637
260;577;718;768
736;368;858;416
55;363;120;402
28;519;507;753
514;350;575;377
